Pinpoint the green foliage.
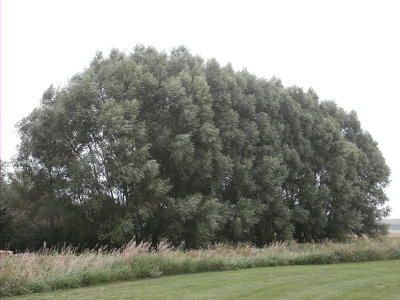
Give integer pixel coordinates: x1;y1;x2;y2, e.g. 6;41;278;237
4;45;391;251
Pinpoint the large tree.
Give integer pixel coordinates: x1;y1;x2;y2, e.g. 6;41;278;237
4;46;391;250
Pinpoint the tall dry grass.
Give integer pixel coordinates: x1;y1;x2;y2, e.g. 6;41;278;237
1;235;400;298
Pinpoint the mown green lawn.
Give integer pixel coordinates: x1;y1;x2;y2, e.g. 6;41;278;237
7;260;400;300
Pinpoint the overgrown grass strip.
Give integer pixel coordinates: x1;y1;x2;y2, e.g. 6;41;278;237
2;236;400;298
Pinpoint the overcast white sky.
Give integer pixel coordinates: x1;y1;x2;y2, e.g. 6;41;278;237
1;0;399;218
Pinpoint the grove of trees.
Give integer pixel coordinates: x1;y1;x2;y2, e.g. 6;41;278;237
0;45;391;251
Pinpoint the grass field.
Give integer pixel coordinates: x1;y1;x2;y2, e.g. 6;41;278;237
2;235;400;298
6;259;400;300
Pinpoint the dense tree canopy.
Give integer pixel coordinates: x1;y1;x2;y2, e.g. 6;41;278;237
1;46;391;250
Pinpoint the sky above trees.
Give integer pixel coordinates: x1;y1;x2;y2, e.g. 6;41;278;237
1;0;399;218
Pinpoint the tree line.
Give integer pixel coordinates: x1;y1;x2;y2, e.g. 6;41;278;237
0;45;391;251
